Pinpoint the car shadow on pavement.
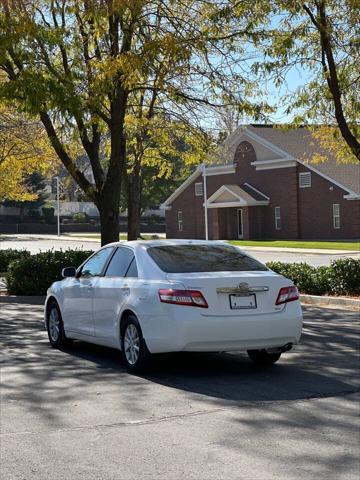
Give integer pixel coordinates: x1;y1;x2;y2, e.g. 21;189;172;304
1;304;358;410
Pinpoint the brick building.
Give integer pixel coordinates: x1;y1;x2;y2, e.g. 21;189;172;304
162;125;360;240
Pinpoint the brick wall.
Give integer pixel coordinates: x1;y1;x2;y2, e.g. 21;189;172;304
165;141;360;240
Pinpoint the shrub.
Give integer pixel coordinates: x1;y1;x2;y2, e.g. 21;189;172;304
0;249;31;273
266;262;322;294
72;212;89;223
6;249;93;295
42;206;55;224
329;258;360;295
267;259;360;296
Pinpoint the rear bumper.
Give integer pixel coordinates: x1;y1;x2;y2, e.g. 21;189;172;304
144;302;303;354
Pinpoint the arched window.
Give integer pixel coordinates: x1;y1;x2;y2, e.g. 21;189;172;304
234;141;256;166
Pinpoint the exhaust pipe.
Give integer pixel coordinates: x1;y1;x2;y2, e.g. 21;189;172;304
279;342;293;353
268;343;293;354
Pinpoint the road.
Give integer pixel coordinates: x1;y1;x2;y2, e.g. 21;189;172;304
0;302;359;479
1;235;359;266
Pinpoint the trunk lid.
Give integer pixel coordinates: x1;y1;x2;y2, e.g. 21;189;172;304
166;271;290;315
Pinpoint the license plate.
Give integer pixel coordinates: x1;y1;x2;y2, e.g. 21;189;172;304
229;294;257;309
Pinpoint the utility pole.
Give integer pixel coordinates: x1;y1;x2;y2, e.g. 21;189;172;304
54;176;60;237
202;163;208;240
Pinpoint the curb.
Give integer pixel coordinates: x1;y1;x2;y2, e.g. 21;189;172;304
241;246;359;255
0;295;45;305
300;294;360;310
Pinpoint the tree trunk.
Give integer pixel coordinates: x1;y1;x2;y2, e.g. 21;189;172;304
97;199;120;246
127;171;141;241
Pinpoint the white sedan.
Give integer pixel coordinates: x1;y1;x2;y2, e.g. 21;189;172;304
44;240;303;372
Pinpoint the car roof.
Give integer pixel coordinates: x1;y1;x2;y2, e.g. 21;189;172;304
104;239;228;249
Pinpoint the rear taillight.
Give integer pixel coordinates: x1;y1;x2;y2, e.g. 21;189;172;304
275;286;299;305
158;289;208;308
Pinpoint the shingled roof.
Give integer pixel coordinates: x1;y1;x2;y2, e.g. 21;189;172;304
247;125;360;195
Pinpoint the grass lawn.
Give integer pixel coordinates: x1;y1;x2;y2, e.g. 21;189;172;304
229;240;360;251
64;233;359;250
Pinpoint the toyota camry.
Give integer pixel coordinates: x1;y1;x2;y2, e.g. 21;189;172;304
44;240;303;371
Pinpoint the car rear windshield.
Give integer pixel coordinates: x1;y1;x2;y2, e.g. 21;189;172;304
147;244;268;273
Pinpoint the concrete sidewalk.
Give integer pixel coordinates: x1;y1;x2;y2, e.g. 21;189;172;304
1;233;359;255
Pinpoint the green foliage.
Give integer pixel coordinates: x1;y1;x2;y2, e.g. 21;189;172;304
267;259;360;296
72;212;89;224
42;206;55;224
0;249;31;273
254;0;360;160
329;258;360;295
6;250;93;296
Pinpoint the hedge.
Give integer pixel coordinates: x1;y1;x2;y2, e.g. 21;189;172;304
3;249;360;296
267;258;360;296
6;250;93;295
0;249;31;273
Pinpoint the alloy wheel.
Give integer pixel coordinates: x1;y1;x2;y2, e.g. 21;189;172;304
124;324;140;365
48;307;60;342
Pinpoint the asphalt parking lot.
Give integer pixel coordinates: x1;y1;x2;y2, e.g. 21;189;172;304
0;302;359;480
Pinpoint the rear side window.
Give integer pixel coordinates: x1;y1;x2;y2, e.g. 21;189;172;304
105;247;136;277
147;244;268;273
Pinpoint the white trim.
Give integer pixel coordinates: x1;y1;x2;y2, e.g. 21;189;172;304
244;128;295;159
297;160;359;199
344;194;360;200
206;185;242;204
206;201;269;209
161;167;201;208
243;182;270;200
251;159;297;170
206;185;269;208
224;126;293;160
161;164;236;208
205;165;236;176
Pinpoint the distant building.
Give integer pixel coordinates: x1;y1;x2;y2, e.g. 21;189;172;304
162;125;360;240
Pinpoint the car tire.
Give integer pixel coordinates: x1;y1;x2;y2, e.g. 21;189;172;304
121;315;151;373
46;301;69;349
247;349;281;366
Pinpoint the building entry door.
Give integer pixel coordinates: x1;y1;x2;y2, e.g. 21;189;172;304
237;209;243;239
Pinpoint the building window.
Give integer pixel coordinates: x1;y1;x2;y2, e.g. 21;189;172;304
333;204;340;229
299;172;311;188
274;206;281;230
178;211;183;231
195;182;203;196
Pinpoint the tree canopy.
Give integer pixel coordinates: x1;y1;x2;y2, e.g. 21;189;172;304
255;0;360;161
0;0;269;244
0;104;55;201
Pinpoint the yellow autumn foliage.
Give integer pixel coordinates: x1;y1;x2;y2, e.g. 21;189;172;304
0;105;57;201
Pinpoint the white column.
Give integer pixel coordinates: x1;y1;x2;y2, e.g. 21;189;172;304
202;163;209;240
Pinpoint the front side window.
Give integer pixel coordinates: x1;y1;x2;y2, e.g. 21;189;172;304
274;206;281;230
333;204;340;229
81;248;113;277
147;244;268;273
105;247;136;277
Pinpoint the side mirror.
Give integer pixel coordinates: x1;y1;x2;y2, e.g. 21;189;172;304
62;267;77;278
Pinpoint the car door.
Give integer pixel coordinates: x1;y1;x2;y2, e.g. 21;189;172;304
62;247;114;337
93;246;138;345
